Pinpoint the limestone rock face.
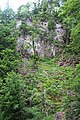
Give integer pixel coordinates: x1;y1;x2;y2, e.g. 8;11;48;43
16;20;21;28
17;35;55;57
54;112;65;120
16;20;64;58
54;23;64;43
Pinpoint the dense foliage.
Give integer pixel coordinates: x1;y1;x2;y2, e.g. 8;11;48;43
0;0;80;120
59;0;80;54
0;72;25;120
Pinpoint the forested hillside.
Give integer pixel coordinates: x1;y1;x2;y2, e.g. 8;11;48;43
0;0;80;120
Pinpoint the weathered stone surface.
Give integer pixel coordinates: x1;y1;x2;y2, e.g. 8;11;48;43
16;20;64;58
54;23;64;42
54;112;65;120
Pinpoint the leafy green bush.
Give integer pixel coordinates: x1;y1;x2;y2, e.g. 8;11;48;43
24;107;44;120
62;64;80;120
59;0;80;55
0;72;25;120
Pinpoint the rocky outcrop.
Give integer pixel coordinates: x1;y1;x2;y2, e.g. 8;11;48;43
54;112;65;120
54;23;65;43
16;19;64;58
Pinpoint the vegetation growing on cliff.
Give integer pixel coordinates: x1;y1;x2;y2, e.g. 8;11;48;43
0;0;80;119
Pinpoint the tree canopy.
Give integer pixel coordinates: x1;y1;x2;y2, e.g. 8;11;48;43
0;0;80;119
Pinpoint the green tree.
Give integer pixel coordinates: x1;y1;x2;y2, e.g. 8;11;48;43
59;0;80;54
0;72;25;120
2;8;15;23
17;3;31;20
0;49;19;78
0;9;20;78
63;64;80;120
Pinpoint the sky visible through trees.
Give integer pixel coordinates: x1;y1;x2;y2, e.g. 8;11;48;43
0;0;38;11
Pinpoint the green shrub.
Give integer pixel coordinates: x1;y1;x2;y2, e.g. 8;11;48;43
0;72;25;120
